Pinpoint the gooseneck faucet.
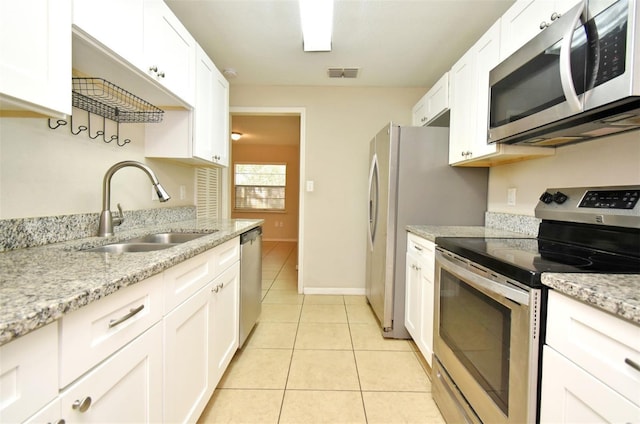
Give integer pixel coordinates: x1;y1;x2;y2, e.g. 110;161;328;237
98;160;171;237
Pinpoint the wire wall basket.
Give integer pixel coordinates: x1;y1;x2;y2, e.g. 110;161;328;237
48;78;164;147
72;78;164;123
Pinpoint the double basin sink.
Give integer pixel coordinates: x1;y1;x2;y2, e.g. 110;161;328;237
83;231;216;253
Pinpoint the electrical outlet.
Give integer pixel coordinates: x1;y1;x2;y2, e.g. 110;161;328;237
507;188;517;206
179;185;186;200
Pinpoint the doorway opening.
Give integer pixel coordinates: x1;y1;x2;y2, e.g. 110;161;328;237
229;107;306;294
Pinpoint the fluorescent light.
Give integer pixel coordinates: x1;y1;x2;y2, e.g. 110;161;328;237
299;0;333;52
231;132;242;141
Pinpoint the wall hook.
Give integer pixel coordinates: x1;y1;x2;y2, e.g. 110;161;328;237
101;116;118;144
70;114;88;136
115;122;131;147
87;111;104;140
48;119;67;130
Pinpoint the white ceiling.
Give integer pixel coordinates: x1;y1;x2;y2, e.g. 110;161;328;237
165;0;515;88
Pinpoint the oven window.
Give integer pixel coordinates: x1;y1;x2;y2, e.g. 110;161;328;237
440;269;511;414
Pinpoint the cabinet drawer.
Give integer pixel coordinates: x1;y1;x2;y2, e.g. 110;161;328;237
59;274;163;387
541;345;640;423
163;237;239;313
0;323;58;424
407;233;435;277
546;291;640;406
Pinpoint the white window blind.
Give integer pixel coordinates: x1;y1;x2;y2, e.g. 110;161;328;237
196;167;220;220
234;163;286;210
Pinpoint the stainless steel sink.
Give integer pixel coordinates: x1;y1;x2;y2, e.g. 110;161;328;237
83;243;177;253
125;232;215;244
81;231;216;253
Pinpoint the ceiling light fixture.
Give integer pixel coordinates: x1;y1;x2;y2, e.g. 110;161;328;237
299;0;333;52
231;132;243;141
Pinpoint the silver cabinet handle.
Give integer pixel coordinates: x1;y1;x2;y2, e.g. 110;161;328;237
625;358;640;373
540;21;549;29
550;11;561;21
72;396;92;412
149;65;158;73
157;71;165;79
108;305;145;328
212;283;224;293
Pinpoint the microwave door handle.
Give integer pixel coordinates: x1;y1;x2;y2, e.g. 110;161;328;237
559;0;586;113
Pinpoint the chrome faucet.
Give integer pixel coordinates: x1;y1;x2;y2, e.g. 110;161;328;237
98;160;171;237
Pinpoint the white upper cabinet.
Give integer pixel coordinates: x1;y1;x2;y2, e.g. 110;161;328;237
210;64;230;167
0;0;71;118
448;46;477;164
72;0;144;68
72;0;195;107
412;73;449;127
500;0;582;60
143;0;196;107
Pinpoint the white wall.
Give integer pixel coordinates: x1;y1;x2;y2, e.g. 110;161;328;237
488;132;640;215
231;85;423;292
0;116;195;219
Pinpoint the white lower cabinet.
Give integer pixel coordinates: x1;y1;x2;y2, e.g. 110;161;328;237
404;233;435;367
164;282;213;424
1;237;242;423
60;323;163;423
0;323;58;423
209;263;240;385
540;291;640;423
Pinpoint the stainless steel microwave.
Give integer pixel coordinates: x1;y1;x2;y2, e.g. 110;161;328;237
488;0;640;146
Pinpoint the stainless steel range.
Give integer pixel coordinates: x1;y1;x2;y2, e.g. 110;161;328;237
432;185;640;424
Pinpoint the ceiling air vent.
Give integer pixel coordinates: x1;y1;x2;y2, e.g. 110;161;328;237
328;68;359;78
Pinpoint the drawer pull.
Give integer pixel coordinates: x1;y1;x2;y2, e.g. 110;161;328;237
108;305;145;328
212;283;224;293
625;358;640;372
72;396;92;412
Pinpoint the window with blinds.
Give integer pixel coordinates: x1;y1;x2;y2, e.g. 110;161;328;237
234;163;286;211
196;167;220;220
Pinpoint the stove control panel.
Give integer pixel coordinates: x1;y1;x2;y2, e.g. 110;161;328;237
579;189;639;210
535;185;640;228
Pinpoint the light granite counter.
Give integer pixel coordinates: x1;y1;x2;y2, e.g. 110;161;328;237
542;273;640;325
406;225;527;242
0;218;263;346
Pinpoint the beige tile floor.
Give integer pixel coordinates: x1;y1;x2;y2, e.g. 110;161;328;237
197;241;445;424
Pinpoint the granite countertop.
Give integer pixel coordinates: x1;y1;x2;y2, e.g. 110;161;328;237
542;273;640;325
406;225;528;242
0;218;263;346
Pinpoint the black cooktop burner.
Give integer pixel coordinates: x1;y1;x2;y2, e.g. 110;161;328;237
434;236;640;288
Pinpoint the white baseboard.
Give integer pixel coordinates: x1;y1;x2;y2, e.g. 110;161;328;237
303;287;367;296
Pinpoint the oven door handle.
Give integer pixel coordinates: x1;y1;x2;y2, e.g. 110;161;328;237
436;250;530;306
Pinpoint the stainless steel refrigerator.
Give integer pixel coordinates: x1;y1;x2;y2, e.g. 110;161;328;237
366;123;488;339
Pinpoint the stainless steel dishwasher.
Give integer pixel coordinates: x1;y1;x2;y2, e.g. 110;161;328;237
239;226;262;347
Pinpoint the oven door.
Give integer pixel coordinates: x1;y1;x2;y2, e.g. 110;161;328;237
433;248;541;424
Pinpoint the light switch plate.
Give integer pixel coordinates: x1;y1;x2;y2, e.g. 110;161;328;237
306;180;315;192
507;188;517;206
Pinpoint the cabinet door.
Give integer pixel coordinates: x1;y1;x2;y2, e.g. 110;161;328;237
426;73;449;124
0;0;71;118
541;346;640;423
448;47;476;164
143;0;196;106
500;0;555;60
163;283;212;424
412;93;429;126
0;323;58;424
193;45;216;162
404;252;422;344
72;0;144;67
60;323;163;423
209;262;240;387
471;21;500;159
211;66;230;167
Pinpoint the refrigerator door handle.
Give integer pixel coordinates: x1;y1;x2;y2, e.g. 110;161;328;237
368;154;379;250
